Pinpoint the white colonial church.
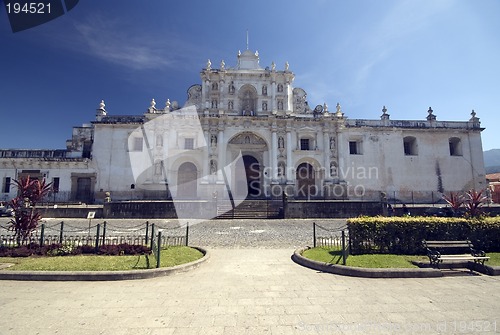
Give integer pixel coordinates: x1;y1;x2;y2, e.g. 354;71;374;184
0;49;487;204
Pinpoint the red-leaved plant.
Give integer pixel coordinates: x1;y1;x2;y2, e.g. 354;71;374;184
443;191;465;215
8;176;52;245
464;189;488;218
442;189;488;218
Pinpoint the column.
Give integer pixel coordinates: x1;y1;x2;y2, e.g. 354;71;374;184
271;82;276;111
217;130;225;182
284;83;290;112
323;131;331;179
271;131;278;181
202;130;210;182
286;131;293;182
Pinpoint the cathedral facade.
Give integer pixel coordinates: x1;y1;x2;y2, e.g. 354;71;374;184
0;50;487;204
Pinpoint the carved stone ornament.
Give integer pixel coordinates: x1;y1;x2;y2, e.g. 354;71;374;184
229;132;266;145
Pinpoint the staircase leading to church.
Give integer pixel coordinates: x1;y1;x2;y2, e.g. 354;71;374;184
216;199;282;219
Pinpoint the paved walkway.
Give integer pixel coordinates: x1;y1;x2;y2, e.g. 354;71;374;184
1;249;500;334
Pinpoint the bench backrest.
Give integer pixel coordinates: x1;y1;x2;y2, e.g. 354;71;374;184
423;240;473;249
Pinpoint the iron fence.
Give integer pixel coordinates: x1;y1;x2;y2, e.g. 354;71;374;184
312;222;349;265
0;221;189;250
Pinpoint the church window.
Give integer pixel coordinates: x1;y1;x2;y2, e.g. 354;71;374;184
300;139;310;151
449;137;462;156
212;82;218;90
132;137;143;152
185;138;194;150
403;136;417;156
3;177;11;193
349;141;362;155
52;177;60;193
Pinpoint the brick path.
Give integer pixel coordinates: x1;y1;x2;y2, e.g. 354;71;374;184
1;248;500;334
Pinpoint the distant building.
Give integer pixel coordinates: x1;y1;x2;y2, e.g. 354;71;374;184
0;49;487;204
487;173;500;204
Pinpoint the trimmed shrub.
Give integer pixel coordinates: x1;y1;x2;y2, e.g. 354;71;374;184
347;216;500;255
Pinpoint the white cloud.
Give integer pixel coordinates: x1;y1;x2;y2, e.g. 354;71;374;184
72;17;175;70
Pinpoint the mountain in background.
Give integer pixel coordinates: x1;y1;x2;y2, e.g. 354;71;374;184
484;149;500;174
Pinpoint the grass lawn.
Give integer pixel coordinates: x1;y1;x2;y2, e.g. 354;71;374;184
0;246;204;271
302;247;500;268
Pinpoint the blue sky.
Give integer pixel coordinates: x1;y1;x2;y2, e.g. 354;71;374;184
1;0;499;150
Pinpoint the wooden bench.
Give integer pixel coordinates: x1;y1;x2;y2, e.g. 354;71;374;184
422;240;489;267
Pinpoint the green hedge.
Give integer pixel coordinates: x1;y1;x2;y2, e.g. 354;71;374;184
347;216;500;255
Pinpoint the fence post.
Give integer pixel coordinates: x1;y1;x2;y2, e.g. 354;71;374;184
59;221;64;244
39;223;45;246
150;223;155;249
156;231;162;268
102;221;107;245
185;222;189;246
341;230;346;266
95;224;101;252
145;221;149;244
313;222;316;248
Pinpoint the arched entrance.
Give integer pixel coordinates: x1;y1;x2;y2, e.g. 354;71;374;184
243;155;260;197
177;162;197;198
228;132;268;199
296;163;316;199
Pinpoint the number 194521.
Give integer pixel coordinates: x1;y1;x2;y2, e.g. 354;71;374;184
6;2;51;14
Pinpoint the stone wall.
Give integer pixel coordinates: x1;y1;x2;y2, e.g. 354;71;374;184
285;200;384;218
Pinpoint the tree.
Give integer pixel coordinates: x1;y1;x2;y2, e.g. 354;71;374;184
8;176;52;245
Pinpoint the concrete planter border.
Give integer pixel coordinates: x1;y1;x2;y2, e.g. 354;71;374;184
293;247;442;278
0;247;209;281
293;247;500;277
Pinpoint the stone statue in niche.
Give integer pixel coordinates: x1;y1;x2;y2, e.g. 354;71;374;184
262;85;267;95
210;160;217;174
228;100;234;110
277;100;283;110
329;136;336;150
278;161;285;177
278;136;284;149
211;135;217;147
277;84;284;92
229;82;235;94
330;162;337;177
262;101;267;111
245;136;250;144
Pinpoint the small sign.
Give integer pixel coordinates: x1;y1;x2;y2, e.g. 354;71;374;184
87;211;95;219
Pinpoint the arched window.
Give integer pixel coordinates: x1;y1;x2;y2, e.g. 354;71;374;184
403;136;418;156
449;137;462;156
238;85;257;115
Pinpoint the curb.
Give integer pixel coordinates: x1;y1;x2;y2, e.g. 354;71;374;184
0;247;209;281
292;247;443;278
